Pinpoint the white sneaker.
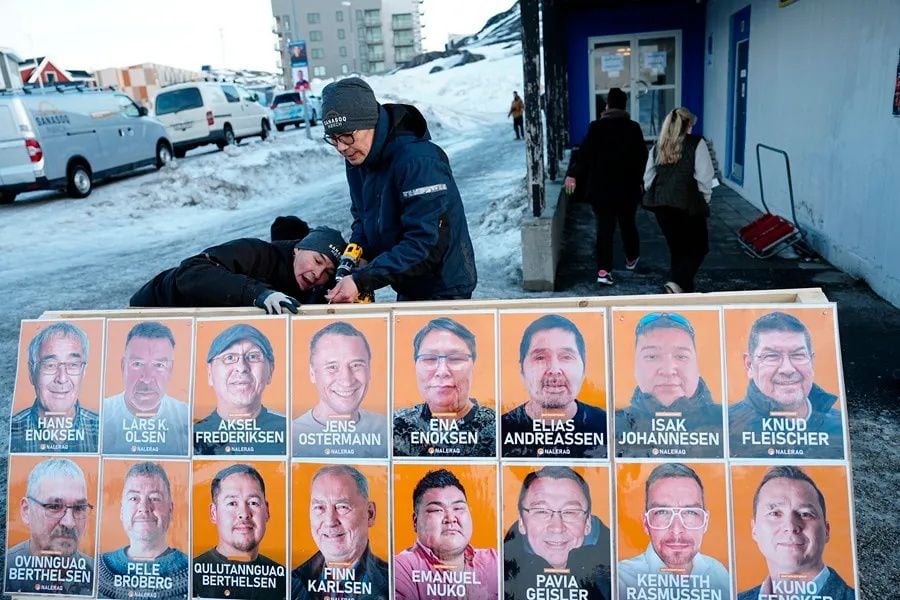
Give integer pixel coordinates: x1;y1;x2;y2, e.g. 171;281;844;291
597;270;614;285
664;281;683;294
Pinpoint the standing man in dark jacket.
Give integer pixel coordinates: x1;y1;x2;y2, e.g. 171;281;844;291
130;227;346;313
563;88;647;286
320;77;477;303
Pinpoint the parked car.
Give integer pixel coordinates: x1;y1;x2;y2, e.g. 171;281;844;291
270;91;322;131
153;82;271;158
0;87;172;203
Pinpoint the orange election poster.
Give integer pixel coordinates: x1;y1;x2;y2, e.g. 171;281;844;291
193;317;288;456
290;462;390;599
96;458;190;599
4;454;99;597
393;462;499;600
730;464;857;598
101;318;193;456
502;464;612;600
290;315;390;459
392;311;498;458
611;308;725;459
498;310;609;459
723;306;846;460
191;459;288;600
10;318;105;454
616;461;731;600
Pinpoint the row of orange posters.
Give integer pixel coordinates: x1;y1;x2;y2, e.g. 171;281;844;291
9;305;847;460
3;457;857;600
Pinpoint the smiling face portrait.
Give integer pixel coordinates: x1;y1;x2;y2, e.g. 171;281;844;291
207;339;273;417
210;468;270;558
20;459;90;556
517;472;591;569
744;315;815;413
751;470;829;579
641;465;709;571
309;328;371;418
634;325;700;407
120;468;173;550
309;467;375;566
29;325;89;417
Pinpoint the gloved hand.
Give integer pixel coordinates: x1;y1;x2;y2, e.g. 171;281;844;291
254;290;300;314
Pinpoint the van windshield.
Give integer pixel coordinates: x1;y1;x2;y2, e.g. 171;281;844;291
155;88;203;116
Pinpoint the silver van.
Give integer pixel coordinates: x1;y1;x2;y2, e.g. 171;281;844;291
0;88;172;203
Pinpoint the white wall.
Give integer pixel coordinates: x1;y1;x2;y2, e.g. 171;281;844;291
704;0;900;306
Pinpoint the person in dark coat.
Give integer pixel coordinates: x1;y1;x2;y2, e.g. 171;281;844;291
642;107;716;293
504;467;612;600
320;77;477;303
129;227;346;313
564;87;647;286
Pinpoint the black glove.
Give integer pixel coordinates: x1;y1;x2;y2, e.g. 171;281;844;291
254;290;299;314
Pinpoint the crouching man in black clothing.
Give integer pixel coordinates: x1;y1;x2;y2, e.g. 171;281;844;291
130;227;347;314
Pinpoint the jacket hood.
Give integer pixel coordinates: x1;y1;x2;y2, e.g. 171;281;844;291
361;103;430;168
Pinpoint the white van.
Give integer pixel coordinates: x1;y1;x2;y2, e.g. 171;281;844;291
153;82;272;157
0;88;172;202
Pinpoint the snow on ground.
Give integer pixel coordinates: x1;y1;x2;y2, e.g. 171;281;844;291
0;43;527;296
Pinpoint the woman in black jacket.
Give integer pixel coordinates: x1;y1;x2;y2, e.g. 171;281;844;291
642;107;717;293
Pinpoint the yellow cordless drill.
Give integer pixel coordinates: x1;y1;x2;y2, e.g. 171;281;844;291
335;243;374;303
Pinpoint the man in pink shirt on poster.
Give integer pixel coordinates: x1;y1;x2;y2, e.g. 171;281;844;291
394;469;498;600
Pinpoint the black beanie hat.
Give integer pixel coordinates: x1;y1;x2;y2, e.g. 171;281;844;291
294;227;347;268
321;77;379;135
270;215;310;242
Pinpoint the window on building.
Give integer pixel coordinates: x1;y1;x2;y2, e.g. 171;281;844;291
364;9;380;27
45;72;57;83
283;15;291;32
342;64;350;74
394;30;414;46
310;30;323;41
369;44;384;61
339;46;348;57
307;12;320;24
392;13;413;29
356;10;363;21
336;10;344;22
370;61;385;73
313;66;327;77
395;47;415;63
311;48;324;59
338;28;345;39
366;27;383;44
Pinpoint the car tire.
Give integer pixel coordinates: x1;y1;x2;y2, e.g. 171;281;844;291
155;141;173;169
309;110;318;127
217;125;236;150
0;191;16;204
66;161;92;198
276;123;285;132
260;120;271;140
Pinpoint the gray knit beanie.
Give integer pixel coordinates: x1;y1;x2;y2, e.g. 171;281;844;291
294;226;347;268
321;77;379;135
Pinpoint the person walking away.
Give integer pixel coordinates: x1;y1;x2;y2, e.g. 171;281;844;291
563;88;647;286
508;91;525;140
642;107;716;294
320;77;477;303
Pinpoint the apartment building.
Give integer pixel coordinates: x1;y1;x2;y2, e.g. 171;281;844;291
95;63;204;108
270;0;424;86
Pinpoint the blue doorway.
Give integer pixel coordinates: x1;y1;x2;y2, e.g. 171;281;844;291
727;6;751;184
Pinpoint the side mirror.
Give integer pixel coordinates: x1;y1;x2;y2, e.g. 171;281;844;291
138;106;149;116
251;93;259;102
